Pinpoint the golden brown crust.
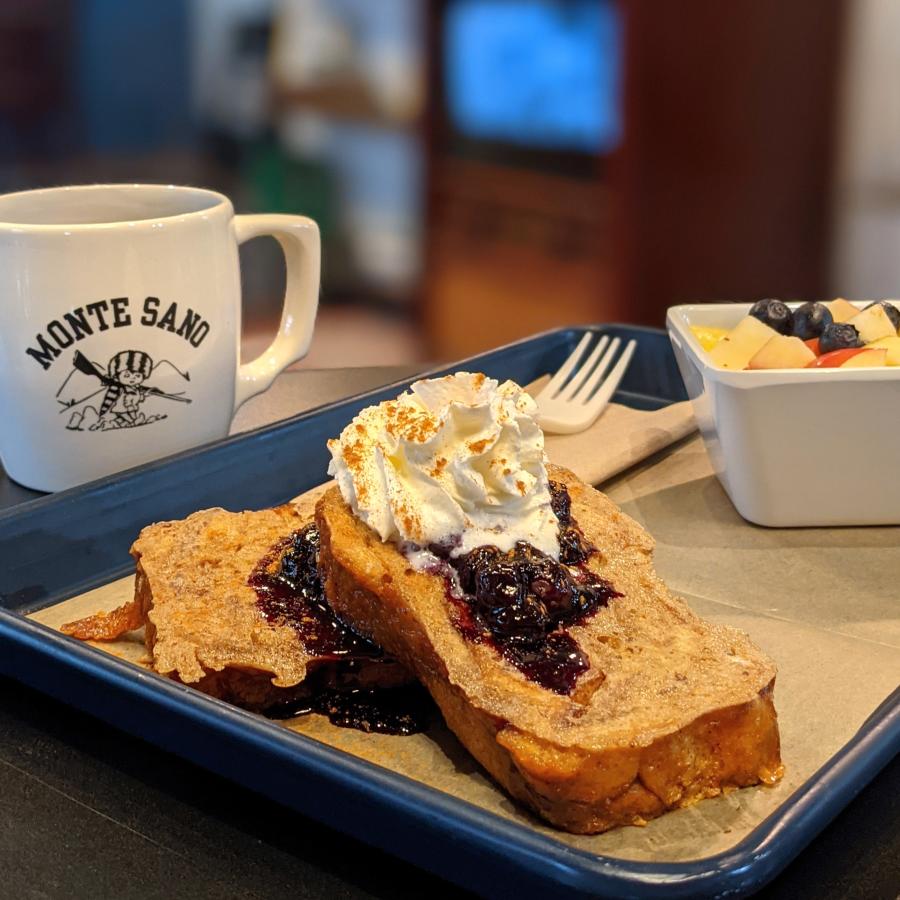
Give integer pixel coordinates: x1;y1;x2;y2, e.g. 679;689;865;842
316;464;783;833
131;504;314;689
62;597;144;640
63;492;410;710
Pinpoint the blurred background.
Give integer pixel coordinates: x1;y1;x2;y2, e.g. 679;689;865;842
0;0;892;368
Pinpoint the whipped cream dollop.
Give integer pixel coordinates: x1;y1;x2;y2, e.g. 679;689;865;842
327;372;559;558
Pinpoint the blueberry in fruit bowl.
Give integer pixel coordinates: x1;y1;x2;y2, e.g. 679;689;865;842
749;298;793;335
791;301;833;340
819;322;863;353
864;300;900;332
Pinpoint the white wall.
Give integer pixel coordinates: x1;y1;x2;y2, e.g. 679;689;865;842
832;0;900;298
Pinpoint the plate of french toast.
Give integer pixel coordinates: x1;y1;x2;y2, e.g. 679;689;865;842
6;327;899;898
60;371;784;838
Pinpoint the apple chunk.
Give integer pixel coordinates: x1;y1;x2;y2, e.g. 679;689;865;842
748;334;816;369
708;316;778;369
867;335;900;365
826;298;861;323
847;304;896;343
840;347;888;368
811;348;888;367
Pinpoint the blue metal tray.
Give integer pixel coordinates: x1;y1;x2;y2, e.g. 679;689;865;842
1;325;897;899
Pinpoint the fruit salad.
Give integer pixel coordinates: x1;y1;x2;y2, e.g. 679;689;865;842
694;299;900;369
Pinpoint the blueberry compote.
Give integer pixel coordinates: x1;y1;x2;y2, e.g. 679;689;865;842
549;479;595;565
265;681;433;736
442;481;621;695
250;524;378;658
249;524;431;735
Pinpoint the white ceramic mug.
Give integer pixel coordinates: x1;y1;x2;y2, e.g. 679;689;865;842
0;183;320;491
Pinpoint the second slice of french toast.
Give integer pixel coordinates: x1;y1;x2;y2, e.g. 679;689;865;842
315;464;783;833
63;496;410;711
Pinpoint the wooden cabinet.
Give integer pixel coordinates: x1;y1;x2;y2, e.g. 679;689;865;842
423;0;847;357
424;159;616;358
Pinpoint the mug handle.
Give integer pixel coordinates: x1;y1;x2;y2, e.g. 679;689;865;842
232;213;321;410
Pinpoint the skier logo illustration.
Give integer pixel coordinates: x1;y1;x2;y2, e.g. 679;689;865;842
57;349;192;431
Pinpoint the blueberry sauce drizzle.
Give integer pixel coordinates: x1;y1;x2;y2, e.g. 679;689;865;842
250;524;382;659
550;479;595;565
249;524;431;734
440;481;621;695
265;682;434;736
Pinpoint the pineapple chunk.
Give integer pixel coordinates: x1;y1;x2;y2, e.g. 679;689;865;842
708;316;778;369
689;325;729;351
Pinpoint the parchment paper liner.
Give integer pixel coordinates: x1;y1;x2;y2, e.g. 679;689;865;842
30;429;900;862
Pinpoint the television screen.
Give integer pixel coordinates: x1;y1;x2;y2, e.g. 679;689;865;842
444;0;621;154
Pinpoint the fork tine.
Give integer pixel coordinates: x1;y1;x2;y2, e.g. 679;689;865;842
584;339;637;413
560;336;610;400
570;337;620;402
537;333;593;399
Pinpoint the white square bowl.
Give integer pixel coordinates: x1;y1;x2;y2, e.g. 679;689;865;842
666;302;900;526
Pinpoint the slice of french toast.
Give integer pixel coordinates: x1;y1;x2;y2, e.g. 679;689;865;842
315;463;783;833
62;497;410;711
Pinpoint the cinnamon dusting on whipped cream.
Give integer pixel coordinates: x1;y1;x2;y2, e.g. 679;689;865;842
327;372;559;557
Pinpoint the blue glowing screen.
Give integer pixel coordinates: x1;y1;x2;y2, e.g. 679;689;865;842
445;0;622;153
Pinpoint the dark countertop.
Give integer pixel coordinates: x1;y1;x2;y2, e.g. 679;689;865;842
0;675;897;900
1;366;898;899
